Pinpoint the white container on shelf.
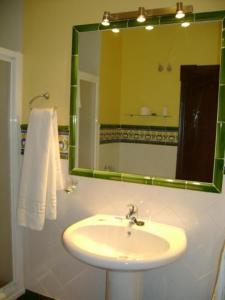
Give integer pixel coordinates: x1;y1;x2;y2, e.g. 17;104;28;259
139;106;150;115
162;106;168;117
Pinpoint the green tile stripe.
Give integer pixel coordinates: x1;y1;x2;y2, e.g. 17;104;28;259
185;181;219;193
71;55;78;86
69;115;76;146
195;11;225;21
152;177;186;189
128;16;160;28
218;85;225;122
69;145;76;170
71;168;220;193
100;124;178;130
99;20;128;31
215;122;225;159
160;13;194;25
70;86;77;116
70;11;225;193
220;48;225;85
222;30;225;48
93;170;122;181
213;158;224;191
122;173;152;184
100;125;178;145
72;29;78;55
74;23;99;32
73;167;93;177
73;11;225;33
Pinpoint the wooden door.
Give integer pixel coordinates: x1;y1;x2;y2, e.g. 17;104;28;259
176;65;219;182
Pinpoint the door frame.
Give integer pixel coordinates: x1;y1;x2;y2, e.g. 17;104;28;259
0;47;24;300
77;71;99;169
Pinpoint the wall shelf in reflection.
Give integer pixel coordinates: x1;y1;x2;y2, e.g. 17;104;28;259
125;114;171;118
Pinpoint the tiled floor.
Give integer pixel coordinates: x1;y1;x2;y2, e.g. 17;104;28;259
17;290;54;300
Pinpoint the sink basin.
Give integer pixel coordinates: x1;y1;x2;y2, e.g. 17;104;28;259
63;214;187;271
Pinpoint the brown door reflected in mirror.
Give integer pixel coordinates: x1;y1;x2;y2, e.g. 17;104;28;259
176;65;219;182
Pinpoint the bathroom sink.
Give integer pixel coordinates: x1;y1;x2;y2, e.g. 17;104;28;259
63;214;187;271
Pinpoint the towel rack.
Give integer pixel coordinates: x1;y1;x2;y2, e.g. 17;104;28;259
29;92;50;109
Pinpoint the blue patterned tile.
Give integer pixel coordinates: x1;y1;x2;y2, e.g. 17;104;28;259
100;124;178;146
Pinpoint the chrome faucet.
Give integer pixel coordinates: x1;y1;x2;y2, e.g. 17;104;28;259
126;204;144;226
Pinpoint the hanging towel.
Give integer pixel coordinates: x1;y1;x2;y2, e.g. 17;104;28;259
212;241;225;300
17;108;64;230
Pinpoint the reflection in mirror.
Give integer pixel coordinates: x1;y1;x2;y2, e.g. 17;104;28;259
77;21;222;183
0;60;13;288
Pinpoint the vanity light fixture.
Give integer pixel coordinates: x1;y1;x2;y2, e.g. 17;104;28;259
112;28;120;33
181;21;191;27
102;11;110;26
100;3;193;26
175;2;185;19
145;25;154;31
137;7;146;23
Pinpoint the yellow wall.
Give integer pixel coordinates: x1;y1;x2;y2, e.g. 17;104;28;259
99;31;121;124
99;22;221;126
22;0;225;125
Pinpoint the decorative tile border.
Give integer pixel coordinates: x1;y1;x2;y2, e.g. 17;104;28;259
100;124;178;146
21;124;69;159
58;126;69;159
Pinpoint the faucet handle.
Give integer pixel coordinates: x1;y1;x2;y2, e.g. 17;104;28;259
127;204;138;215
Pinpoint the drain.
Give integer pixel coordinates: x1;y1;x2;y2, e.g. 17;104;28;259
127;231;132;237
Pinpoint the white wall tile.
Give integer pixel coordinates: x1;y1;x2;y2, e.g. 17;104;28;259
23;160;225;300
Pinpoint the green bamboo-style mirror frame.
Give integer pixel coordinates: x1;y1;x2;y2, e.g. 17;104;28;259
69;10;225;193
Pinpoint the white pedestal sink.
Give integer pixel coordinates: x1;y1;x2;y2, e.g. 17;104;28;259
63;215;187;300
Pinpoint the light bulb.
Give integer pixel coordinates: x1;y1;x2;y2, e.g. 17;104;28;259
137;7;146;23
175;2;185;19
145;25;154;31
102;11;110;26
137;15;146;23
102;19;110;26
181;21;190;27
176;10;185;19
112;28;120;33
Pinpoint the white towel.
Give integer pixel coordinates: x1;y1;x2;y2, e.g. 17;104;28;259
212;241;225;300
17;108;64;230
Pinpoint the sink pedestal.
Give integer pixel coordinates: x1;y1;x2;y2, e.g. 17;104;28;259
106;271;143;300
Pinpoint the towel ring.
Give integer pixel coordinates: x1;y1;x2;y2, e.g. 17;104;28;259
29;92;50;109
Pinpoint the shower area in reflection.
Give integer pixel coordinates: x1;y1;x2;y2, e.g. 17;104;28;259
0;57;13;289
0;47;23;299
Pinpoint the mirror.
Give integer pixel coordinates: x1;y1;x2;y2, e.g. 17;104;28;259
70;11;225;193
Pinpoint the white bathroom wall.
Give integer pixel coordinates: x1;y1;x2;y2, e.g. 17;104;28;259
99;143;120;171
79;31;100;76
78;80;97;169
118;143;177;177
23;160;225;300
99;143;177;177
